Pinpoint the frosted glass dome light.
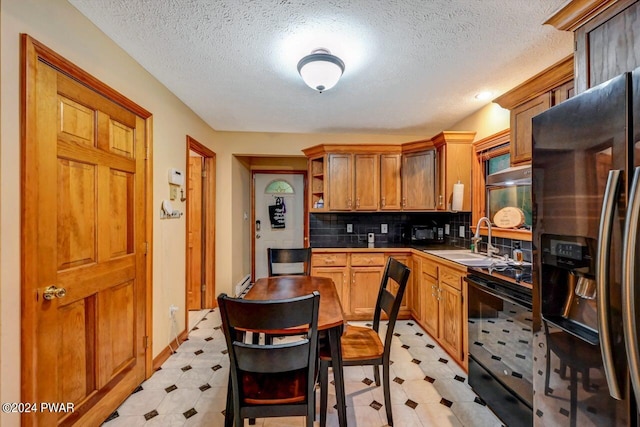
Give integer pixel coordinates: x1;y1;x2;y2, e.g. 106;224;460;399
297;48;345;92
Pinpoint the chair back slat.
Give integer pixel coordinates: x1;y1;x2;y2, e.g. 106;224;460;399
372;258;411;341
235;341;311;373
379;289;395;316
223;294;316;331
268;247;311;276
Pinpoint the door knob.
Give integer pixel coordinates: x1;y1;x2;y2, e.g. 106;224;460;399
43;285;67;300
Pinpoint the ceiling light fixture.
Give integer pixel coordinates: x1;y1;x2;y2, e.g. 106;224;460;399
475;91;493;101
297;48;345;92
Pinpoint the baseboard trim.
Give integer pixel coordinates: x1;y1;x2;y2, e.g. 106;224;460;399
151;329;189;372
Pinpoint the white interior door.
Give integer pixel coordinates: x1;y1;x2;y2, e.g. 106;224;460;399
254;173;305;279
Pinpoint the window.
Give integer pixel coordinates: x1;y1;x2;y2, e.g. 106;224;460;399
472;130;532;241
265;180;294;194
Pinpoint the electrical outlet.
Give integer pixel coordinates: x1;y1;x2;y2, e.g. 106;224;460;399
459;226;466;238
381;224;388;234
347;224;353;233
445;224;450;235
169;304;178;318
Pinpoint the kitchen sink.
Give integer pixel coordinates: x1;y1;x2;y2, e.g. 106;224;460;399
423;249;508;267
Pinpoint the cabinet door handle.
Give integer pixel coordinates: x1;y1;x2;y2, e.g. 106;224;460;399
356;197;360;208
381;197;386;207
348;198;352;208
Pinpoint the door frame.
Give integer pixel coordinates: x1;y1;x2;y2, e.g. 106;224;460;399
20;34;154;422
251;170;308;281
185;136;216;313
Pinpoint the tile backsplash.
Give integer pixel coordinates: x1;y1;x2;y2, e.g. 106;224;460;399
309;212;472;247
309;212;531;261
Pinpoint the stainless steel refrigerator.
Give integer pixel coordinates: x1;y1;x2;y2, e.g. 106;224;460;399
531;69;640;426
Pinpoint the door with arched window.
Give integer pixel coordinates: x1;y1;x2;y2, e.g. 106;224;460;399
252;172;306;279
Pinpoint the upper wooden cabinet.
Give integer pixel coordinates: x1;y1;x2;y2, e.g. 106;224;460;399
380;153;402;210
327;153;353;210
432;132;476;211
353;154;380;210
545;0;640;94
302;132;476;213
494;55;574;165
401;150;436;210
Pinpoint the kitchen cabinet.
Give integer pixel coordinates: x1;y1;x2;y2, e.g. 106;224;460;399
303;133;475;212
353;154;380;210
432;132;476;211
417;252;466;365
401;150;436;210
546;0;640;94
327;153;353;210
494;55;574;166
311;252;350;314
326;153;380;211
349;253;385;318
380;153;402;210
308;155;326;212
510;93;551;165
311;250;414;320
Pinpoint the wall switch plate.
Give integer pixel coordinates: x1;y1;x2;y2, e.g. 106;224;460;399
459;226;466;237
381;224;388;234
347;224;353;233
445;224;450;235
169;186;178;200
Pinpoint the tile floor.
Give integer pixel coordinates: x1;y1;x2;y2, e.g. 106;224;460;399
102;309;504;426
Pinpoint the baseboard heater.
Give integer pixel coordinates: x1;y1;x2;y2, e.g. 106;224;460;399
235;274;251;297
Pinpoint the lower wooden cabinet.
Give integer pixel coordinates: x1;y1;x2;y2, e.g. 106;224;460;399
312;250;412;321
416;253;466;367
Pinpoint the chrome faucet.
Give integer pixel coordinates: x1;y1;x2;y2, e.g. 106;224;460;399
472;217;499;257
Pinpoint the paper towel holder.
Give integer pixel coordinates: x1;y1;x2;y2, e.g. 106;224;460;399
451;180;464;212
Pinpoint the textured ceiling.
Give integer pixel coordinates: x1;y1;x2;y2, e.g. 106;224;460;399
68;0;573;136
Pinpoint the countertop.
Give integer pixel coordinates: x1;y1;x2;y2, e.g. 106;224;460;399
311;243;532;288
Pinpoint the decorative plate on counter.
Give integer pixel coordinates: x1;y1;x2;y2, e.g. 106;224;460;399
493;207;525;228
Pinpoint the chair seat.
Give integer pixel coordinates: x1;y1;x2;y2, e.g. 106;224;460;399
241;369;308;405
320;324;384;362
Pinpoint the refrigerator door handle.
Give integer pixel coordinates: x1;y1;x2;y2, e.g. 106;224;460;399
596;169;622;400
623;166;640;402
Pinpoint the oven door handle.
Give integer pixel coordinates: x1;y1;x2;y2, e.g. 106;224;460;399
596;169;622;400
466;278;530;310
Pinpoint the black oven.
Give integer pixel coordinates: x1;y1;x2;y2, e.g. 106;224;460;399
466;270;533;427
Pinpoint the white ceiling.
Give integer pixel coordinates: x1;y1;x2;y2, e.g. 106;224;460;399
68;0;573;136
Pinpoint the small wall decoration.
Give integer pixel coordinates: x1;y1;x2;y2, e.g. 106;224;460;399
269;197;286;229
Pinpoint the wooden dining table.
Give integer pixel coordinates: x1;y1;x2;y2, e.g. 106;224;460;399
244;275;347;427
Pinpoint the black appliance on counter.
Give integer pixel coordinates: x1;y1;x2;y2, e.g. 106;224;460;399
466;266;533;427
407;225;444;243
531;69;640;426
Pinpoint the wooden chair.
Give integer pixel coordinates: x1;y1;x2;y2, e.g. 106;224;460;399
319;257;411;427
267;247;312;276
218;291;320;427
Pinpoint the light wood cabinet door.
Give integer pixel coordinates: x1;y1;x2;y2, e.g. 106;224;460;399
328;153;353;210
311;266;350;315
380;153;402;210
354;154;379;210
421;271;439;337
510;92;551;165
402;150;436;209
350;267;384;319
438;282;463;361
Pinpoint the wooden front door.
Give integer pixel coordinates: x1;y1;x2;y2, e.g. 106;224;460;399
21;36;150;426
